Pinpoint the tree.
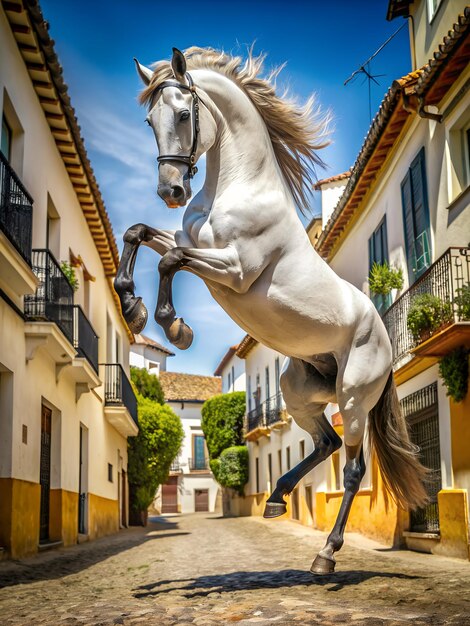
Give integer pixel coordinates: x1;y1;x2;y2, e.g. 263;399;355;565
130;366;165;404
128;395;183;525
201;392;248;496
201;392;246;459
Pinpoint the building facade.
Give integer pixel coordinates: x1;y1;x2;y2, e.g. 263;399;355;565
0;1;137;558
213;343;246;394
155;372;222;514
129;333;174;375
315;0;470;559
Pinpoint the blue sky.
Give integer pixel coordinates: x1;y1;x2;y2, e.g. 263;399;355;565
41;0;411;375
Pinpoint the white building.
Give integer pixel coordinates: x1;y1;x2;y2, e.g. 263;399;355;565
0;0;137;558
314;0;470;558
130;333;174;375
156;372;222;514
213;343;246;393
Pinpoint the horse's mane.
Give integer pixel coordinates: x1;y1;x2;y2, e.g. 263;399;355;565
139;47;330;213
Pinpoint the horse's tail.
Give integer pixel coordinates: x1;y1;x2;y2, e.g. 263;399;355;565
368;371;429;510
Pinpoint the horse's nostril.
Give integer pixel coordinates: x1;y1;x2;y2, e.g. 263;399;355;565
172;185;184;200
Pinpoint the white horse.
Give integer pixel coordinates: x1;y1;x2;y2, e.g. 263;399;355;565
115;47;428;574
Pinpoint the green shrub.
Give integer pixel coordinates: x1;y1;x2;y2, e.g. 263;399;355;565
201;392;246;460
217;446;249;495
439;347;469;403
368;262;404;296
60;261;79;291
209;458;221;482
407;293;453;341
128;396;183;524
454;284;470;321
130;366;165;404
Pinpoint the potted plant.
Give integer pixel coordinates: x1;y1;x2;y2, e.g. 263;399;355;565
60;260;79;292
454;284;470;321
368;262;404;297
407;293;453;342
439;347;469;403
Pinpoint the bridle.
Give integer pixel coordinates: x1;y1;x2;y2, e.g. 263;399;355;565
153;72;200;179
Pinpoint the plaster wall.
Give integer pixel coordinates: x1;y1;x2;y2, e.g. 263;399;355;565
245;343;285;410
319;180;348;228
410;0;468;70
129;344;169;374
219;352;246;394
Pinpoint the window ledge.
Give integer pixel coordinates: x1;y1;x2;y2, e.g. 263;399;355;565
403;530;440;539
447;184;470;212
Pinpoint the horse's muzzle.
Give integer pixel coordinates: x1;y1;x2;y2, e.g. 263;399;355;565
158;183;187;208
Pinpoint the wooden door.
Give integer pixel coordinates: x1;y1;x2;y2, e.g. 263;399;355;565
121;470;127;527
40;405;52;541
161;476;178;513
194;488;209;512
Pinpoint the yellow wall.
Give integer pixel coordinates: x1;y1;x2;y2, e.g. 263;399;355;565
435;489;469;560
88;492;119;539
229;492;268;517
450;392;470;499
0;478;40;558
49;489;78;547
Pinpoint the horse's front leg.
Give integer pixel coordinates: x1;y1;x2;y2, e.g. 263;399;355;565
114;223;176;334
155;245;247;349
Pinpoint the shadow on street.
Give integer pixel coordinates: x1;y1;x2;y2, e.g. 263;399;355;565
134;568;422;598
0;517;190;589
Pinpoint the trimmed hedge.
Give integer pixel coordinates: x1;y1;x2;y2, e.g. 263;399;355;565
201;392;246;459
218;446;249;495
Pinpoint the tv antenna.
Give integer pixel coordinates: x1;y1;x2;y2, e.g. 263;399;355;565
344;22;407;123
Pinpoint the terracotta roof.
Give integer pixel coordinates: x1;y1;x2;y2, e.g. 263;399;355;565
159;371;222;402
313;171;351;190
316;8;470;261
214;344;239;376
235;335;258;359
134;334;175;356
3;0;135;341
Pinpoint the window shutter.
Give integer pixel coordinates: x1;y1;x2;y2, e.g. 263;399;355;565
401;169;415;279
410;148;430;241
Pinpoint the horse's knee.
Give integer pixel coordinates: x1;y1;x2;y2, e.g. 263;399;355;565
159;248;184;274
123;223;149;245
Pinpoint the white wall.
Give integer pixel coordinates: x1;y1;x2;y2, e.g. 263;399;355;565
219;351;246;394
130;344;168;375
319;180;348;228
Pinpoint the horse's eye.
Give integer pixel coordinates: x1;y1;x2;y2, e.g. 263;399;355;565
180;110;190;121
145;117;151;126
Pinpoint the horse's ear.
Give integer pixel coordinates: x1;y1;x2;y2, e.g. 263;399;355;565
134;58;153;86
171;48;187;82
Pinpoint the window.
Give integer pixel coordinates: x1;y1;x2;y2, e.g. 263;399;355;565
331;453;340;491
275;357;280;395
228;372;231;391
368;216;391;313
401;148;431;282
305;485;313;519
278;449;282;475
108;463;113;482
231;365;235;390
299;440;305;461
1;115;12;161
286;446;291;471
248;375;252;412
427;0;442;21
255;457;259;493
193;434;206;470
265;366;270;401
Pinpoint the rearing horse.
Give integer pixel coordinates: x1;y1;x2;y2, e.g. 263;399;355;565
115;47;428;574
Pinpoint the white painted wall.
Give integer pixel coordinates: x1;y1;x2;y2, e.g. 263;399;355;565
318;179;349;228
0;7;132;511
218;351;246;394
130;343;169;375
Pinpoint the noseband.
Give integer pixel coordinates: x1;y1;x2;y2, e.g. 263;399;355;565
154;72;200;179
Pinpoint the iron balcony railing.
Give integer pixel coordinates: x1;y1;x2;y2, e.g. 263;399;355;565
24;249;74;344
104;364;138;426
169;460;181;472
0;150;33;264
188;457;209;471
73;305;99;373
245;392;286;433
382;247;470;367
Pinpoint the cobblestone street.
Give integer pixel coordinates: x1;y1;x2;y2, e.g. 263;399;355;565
1;514;469;625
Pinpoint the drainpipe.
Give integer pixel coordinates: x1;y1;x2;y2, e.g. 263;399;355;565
402;91;443;123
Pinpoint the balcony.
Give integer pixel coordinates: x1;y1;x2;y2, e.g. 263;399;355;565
382;247;470;384
73;305;99;373
169;460;182;474
244;393;288;441
188;457;210;472
103;364;139;437
24;249;76;370
0;151;37;296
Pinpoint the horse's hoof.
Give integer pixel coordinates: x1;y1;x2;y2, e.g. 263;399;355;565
263;501;287;519
310;554;336;575
127;299;148;334
168;318;193;350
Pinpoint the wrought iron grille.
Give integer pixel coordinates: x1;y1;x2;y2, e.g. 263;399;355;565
265;392;284;426
169;460;181;472
24;249;74;344
383;247;470;367
104;363;138;426
188;457;209;471
246;403;265;433
78;493;87;535
0;150;33;264
73;305;99;373
400;382;441;533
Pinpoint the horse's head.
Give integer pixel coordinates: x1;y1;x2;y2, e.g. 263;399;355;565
135;48;217;209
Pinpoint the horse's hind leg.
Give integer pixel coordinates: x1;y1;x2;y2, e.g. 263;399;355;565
264;357;341;518
264;412;341;518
